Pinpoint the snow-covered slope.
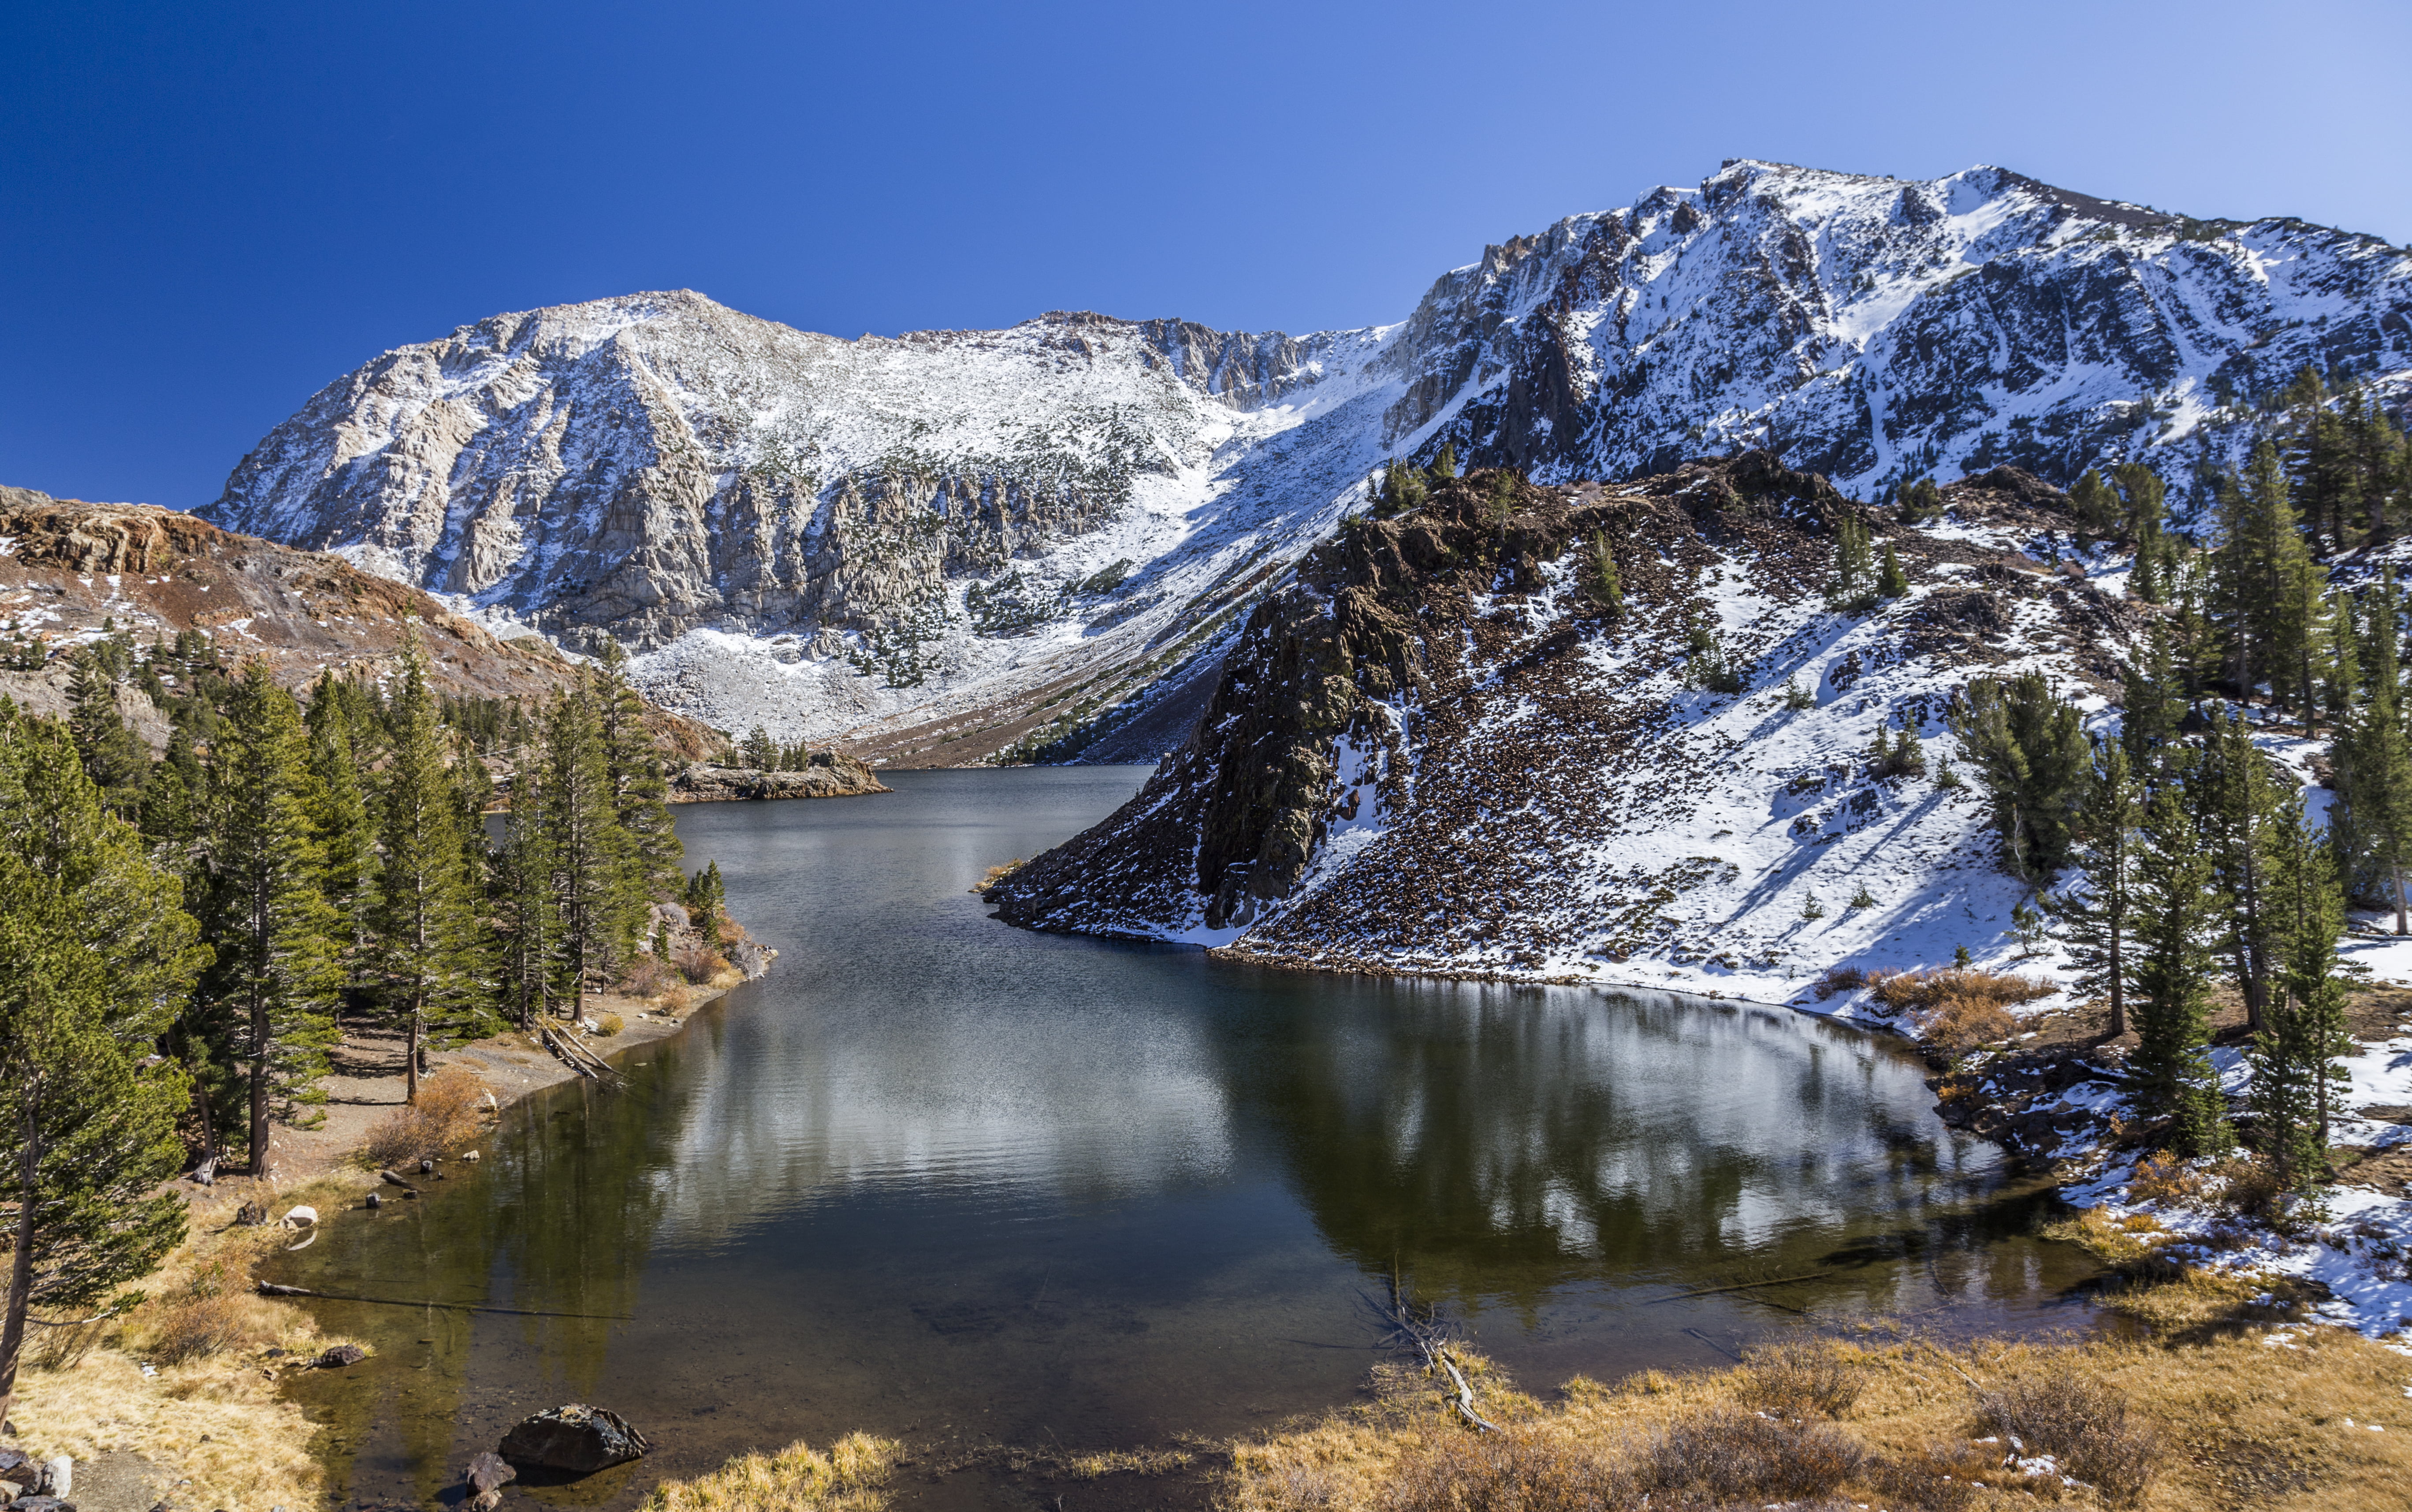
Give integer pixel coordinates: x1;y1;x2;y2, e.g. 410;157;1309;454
204;160;2412;754
988;456;2130;996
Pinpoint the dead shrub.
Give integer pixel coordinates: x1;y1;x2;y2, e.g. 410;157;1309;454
2211;1154;2283;1219
1639;1407;1864;1502
2128;1150;2206;1205
1374;1427;1620;1512
1863;1444;1986;1511
358;1069;491;1170
675;945;731;985
621;955;677;998
1740;1336;1862;1419
139;1263;268;1364
1811;965;1866;1001
1863;966;2049;1051
593;1012;625;1037
1975;1374;2160;1506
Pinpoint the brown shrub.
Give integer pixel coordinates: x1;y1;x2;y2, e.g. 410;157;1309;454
1740;1337;1862;1419
2211;1154;2284;1219
139;1263;271;1364
621;954;677;998
1975;1374;2159;1506
2127;1150;2205;1205
1869;966;2055;1016
1639;1407;1864;1502
593;1012;625;1037
1374;1427;1621;1512
358;1069;491;1170
1811;965;1867;1001
1862;1444;1985;1511
1921;995;2017;1052
675;945;731;985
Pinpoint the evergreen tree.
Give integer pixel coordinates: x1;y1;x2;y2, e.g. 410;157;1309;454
372;642;484;1102
2119;626;2184;773
1876;540;1909;599
2250;798;2350;1190
2129;783;2233;1156
1430;442;1459;480
2057;740;2144;1039
1580;531;1623;620
2323;588;2363;728
1826;516;1876;611
1950;671;2089;878
495;737;558;1030
2333;656;2412;934
685;860;726;932
2197;714;2284;1033
2210;441;2317;715
67;646;149;821
2114;462;2171;602
1896;476;1943;524
742;724;778;772
2069;469;2120;540
594;640;683;897
305;674;376;1028
543;689;637;1016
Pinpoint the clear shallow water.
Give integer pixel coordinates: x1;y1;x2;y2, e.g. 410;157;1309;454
279;767;2101;1509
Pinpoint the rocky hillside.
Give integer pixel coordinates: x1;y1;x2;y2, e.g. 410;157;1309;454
203;161;2411;760
0;485;717;757
990;456;2140;999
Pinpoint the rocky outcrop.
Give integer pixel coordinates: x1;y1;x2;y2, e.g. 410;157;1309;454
991;457;2145;1002
200;164;2411;756
497;1404;649;1473
667;752;889;802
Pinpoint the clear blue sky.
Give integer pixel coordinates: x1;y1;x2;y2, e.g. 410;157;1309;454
5;0;2406;510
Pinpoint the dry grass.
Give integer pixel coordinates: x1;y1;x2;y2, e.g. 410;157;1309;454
357;1066;492;1169
593;1011;625;1036
974;859;1026;893
13;1176;378;1512
637;1433;901;1512
1228;1326;2412;1512
1857;966;2056;1050
1738;1334;1864;1419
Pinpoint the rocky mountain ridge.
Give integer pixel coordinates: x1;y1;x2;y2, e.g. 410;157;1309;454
0;485;718;757
202;160;2412;760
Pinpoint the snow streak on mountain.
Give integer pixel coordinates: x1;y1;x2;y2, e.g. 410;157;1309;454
205;161;2412;755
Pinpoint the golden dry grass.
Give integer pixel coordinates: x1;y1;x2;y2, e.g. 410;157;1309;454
357;1065;492;1169
1226;1326;2412;1512
637;1433;901;1512
13;1175;379;1512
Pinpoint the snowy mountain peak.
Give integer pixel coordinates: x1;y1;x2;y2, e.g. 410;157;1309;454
205;162;2412;754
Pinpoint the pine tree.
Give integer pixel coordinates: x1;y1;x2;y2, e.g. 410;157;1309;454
1431;442;1459;480
742;724;777;772
2250;797;2350;1190
2334;659;2412;934
685;860;726;933
2069;469;2120;539
496;737;558;1030
305;674;376;1028
2129;783;2233;1155
2198;714;2283;1033
2323;588;2363;728
1950;672;2089;878
2119;626;2183;773
2211;441;2317;716
2057;740;2144;1039
67;646;150;821
2114;463;2171;602
1581;531;1623;620
372;641;484;1102
594;640;683;897
1876;540;1910;599
193;663;341;1177
1827;516;1876;611
543;689;637;1017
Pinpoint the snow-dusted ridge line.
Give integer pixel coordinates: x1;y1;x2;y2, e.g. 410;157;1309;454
205;160;2412;749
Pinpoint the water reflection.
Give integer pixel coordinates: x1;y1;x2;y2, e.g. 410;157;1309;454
275;768;2097;1509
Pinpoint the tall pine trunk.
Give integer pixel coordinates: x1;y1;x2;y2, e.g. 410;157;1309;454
249;983;272;1177
0;1103;42;1433
2107;918;2127;1039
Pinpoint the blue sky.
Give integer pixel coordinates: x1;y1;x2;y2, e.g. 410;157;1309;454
4;0;2406;510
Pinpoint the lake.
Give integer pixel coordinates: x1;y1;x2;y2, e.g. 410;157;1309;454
277;766;2101;1510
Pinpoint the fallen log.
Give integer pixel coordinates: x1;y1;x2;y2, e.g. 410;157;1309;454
255;1281;630;1322
1646;1270;1832;1303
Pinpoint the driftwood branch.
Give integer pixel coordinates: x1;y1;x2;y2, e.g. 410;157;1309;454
1647;1270;1832;1303
1368;1274;1499;1432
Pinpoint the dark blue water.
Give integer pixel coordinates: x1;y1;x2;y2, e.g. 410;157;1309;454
283;767;2098;1509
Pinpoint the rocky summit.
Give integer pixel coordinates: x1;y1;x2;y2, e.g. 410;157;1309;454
204;161;2412;760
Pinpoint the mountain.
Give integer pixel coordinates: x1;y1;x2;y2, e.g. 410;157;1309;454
0;485;719;757
203;160;2412;760
987;457;2132;995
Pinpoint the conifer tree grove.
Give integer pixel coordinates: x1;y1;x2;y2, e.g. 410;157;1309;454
1950;672;2088;878
496;736;559;1030
305;674;376;1027
595;640;684;897
2334;582;2412;934
2129;783;2232;1156
543;688;637;1017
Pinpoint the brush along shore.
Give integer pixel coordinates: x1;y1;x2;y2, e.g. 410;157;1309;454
0;945;764;1512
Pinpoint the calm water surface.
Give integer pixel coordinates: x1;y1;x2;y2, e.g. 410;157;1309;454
279;767;2100;1509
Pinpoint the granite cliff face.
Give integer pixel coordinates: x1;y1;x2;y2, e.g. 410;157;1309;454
204;161;2412;759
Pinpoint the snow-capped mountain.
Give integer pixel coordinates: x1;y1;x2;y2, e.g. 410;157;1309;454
204;160;2412;756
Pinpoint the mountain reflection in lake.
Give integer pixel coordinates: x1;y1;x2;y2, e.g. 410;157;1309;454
277;767;2099;1510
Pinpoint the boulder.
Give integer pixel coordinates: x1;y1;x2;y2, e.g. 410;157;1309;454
497;1405;650;1473
12;1495;73;1512
316;1344;366;1368
42;1459;70;1498
463;1452;516;1496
